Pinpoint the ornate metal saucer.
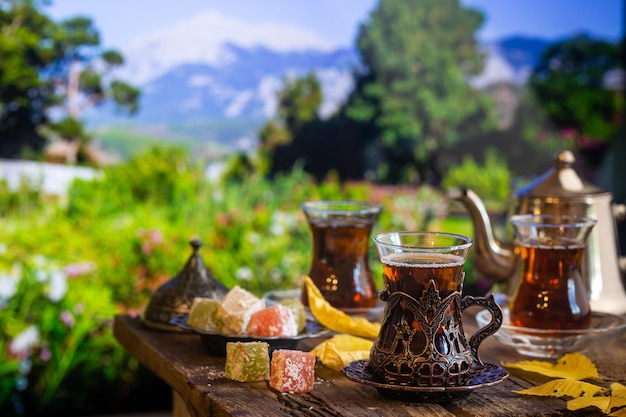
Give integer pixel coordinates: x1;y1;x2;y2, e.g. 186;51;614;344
142;239;229;331
342;360;508;403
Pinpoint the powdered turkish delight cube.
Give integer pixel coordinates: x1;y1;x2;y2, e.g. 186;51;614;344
279;298;306;333
186;297;222;331
270;349;316;393
224;341;270;382
217;286;265;334
246;304;298;337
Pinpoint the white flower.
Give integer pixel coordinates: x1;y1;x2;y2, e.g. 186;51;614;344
47;270;68;302
235;266;253;282
10;326;40;358
0;264;22;307
245;232;261;245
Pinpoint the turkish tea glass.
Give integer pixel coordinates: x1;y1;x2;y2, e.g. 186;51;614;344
509;214;597;330
371;231;502;387
301;201;381;310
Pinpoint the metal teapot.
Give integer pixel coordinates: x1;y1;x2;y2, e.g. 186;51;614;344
451;150;626;315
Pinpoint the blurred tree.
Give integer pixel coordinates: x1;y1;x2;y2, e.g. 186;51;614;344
528;35;623;171
258;73;322;175
0;0;140;160
345;0;495;183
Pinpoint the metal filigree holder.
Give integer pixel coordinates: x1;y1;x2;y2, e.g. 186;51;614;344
369;277;502;387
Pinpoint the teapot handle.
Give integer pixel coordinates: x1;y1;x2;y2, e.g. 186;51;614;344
461;293;502;366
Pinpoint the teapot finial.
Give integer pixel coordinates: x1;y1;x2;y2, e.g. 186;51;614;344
556;150;575;169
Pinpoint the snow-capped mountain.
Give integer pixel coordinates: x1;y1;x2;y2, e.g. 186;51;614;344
98;10;550;148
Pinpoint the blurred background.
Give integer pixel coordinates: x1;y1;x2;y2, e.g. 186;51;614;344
0;0;623;415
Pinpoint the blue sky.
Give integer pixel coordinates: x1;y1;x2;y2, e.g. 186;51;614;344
45;0;623;51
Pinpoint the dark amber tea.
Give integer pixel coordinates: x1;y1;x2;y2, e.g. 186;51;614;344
510;241;591;330
381;252;464;301
302;201;381;310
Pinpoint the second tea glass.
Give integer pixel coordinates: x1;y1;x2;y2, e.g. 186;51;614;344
301;201;381;310
508;214;597;330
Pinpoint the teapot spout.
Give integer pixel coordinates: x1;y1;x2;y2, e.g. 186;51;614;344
450;188;516;284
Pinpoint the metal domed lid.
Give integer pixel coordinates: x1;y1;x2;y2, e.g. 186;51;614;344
514;150;608;199
143;238;229;331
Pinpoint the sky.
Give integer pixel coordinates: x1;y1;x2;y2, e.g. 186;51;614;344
44;0;624;52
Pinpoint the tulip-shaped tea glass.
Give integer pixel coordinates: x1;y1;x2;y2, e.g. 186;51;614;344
508;214;597;330
371;232;502;387
301;201;381;310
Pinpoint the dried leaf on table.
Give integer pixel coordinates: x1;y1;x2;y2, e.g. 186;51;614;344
515;378;608;398
311;334;373;371
502;352;600;380
607;383;626;416
303;276;380;339
566;396;611;413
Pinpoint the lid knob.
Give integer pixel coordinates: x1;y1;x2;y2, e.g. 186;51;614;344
556;150;575;169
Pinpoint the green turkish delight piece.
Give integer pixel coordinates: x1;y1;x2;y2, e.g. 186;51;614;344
186;298;223;331
225;341;270;382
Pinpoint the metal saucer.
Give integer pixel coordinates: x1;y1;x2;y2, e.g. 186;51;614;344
341;360;508;403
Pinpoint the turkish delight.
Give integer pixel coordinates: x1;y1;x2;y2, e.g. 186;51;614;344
186;297;222;331
280;298;306;333
246;304;298;337
217;286;265;334
224;341;270;382
269;349;316;393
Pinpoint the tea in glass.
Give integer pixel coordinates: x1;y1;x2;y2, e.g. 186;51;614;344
301;201;381;310
509;215;596;330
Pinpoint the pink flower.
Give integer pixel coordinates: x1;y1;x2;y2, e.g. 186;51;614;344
39;344;51;362
60;310;75;328
149;230;163;244
63;262;96;277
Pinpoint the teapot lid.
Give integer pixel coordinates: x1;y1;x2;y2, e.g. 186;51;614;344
514;150;608;198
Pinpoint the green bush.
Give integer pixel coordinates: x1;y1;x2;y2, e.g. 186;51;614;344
442;148;512;212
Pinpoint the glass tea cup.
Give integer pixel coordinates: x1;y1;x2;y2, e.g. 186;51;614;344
301;201;382;310
508;214;597;331
371;231;502;387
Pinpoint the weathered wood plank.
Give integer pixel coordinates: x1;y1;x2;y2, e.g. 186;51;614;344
114;314;625;417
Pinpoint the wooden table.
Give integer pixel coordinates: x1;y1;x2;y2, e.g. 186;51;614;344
113;310;626;417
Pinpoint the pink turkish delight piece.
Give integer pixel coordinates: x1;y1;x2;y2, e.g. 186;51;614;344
246;304;298;337
269;349;316;393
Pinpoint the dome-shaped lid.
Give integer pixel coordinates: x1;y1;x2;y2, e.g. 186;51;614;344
514;150;608;198
143;239;229;331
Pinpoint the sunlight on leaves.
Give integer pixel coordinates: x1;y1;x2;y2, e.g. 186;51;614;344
502;352;599;380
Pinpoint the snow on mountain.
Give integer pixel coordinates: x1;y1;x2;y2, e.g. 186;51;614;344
119;10;335;85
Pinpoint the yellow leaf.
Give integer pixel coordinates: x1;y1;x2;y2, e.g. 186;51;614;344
503;353;600;380
515;379;608;398
609;408;626;417
612;383;626;398
303;276;380;339
567;396;611;413
608;383;626;416
311;335;373;371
